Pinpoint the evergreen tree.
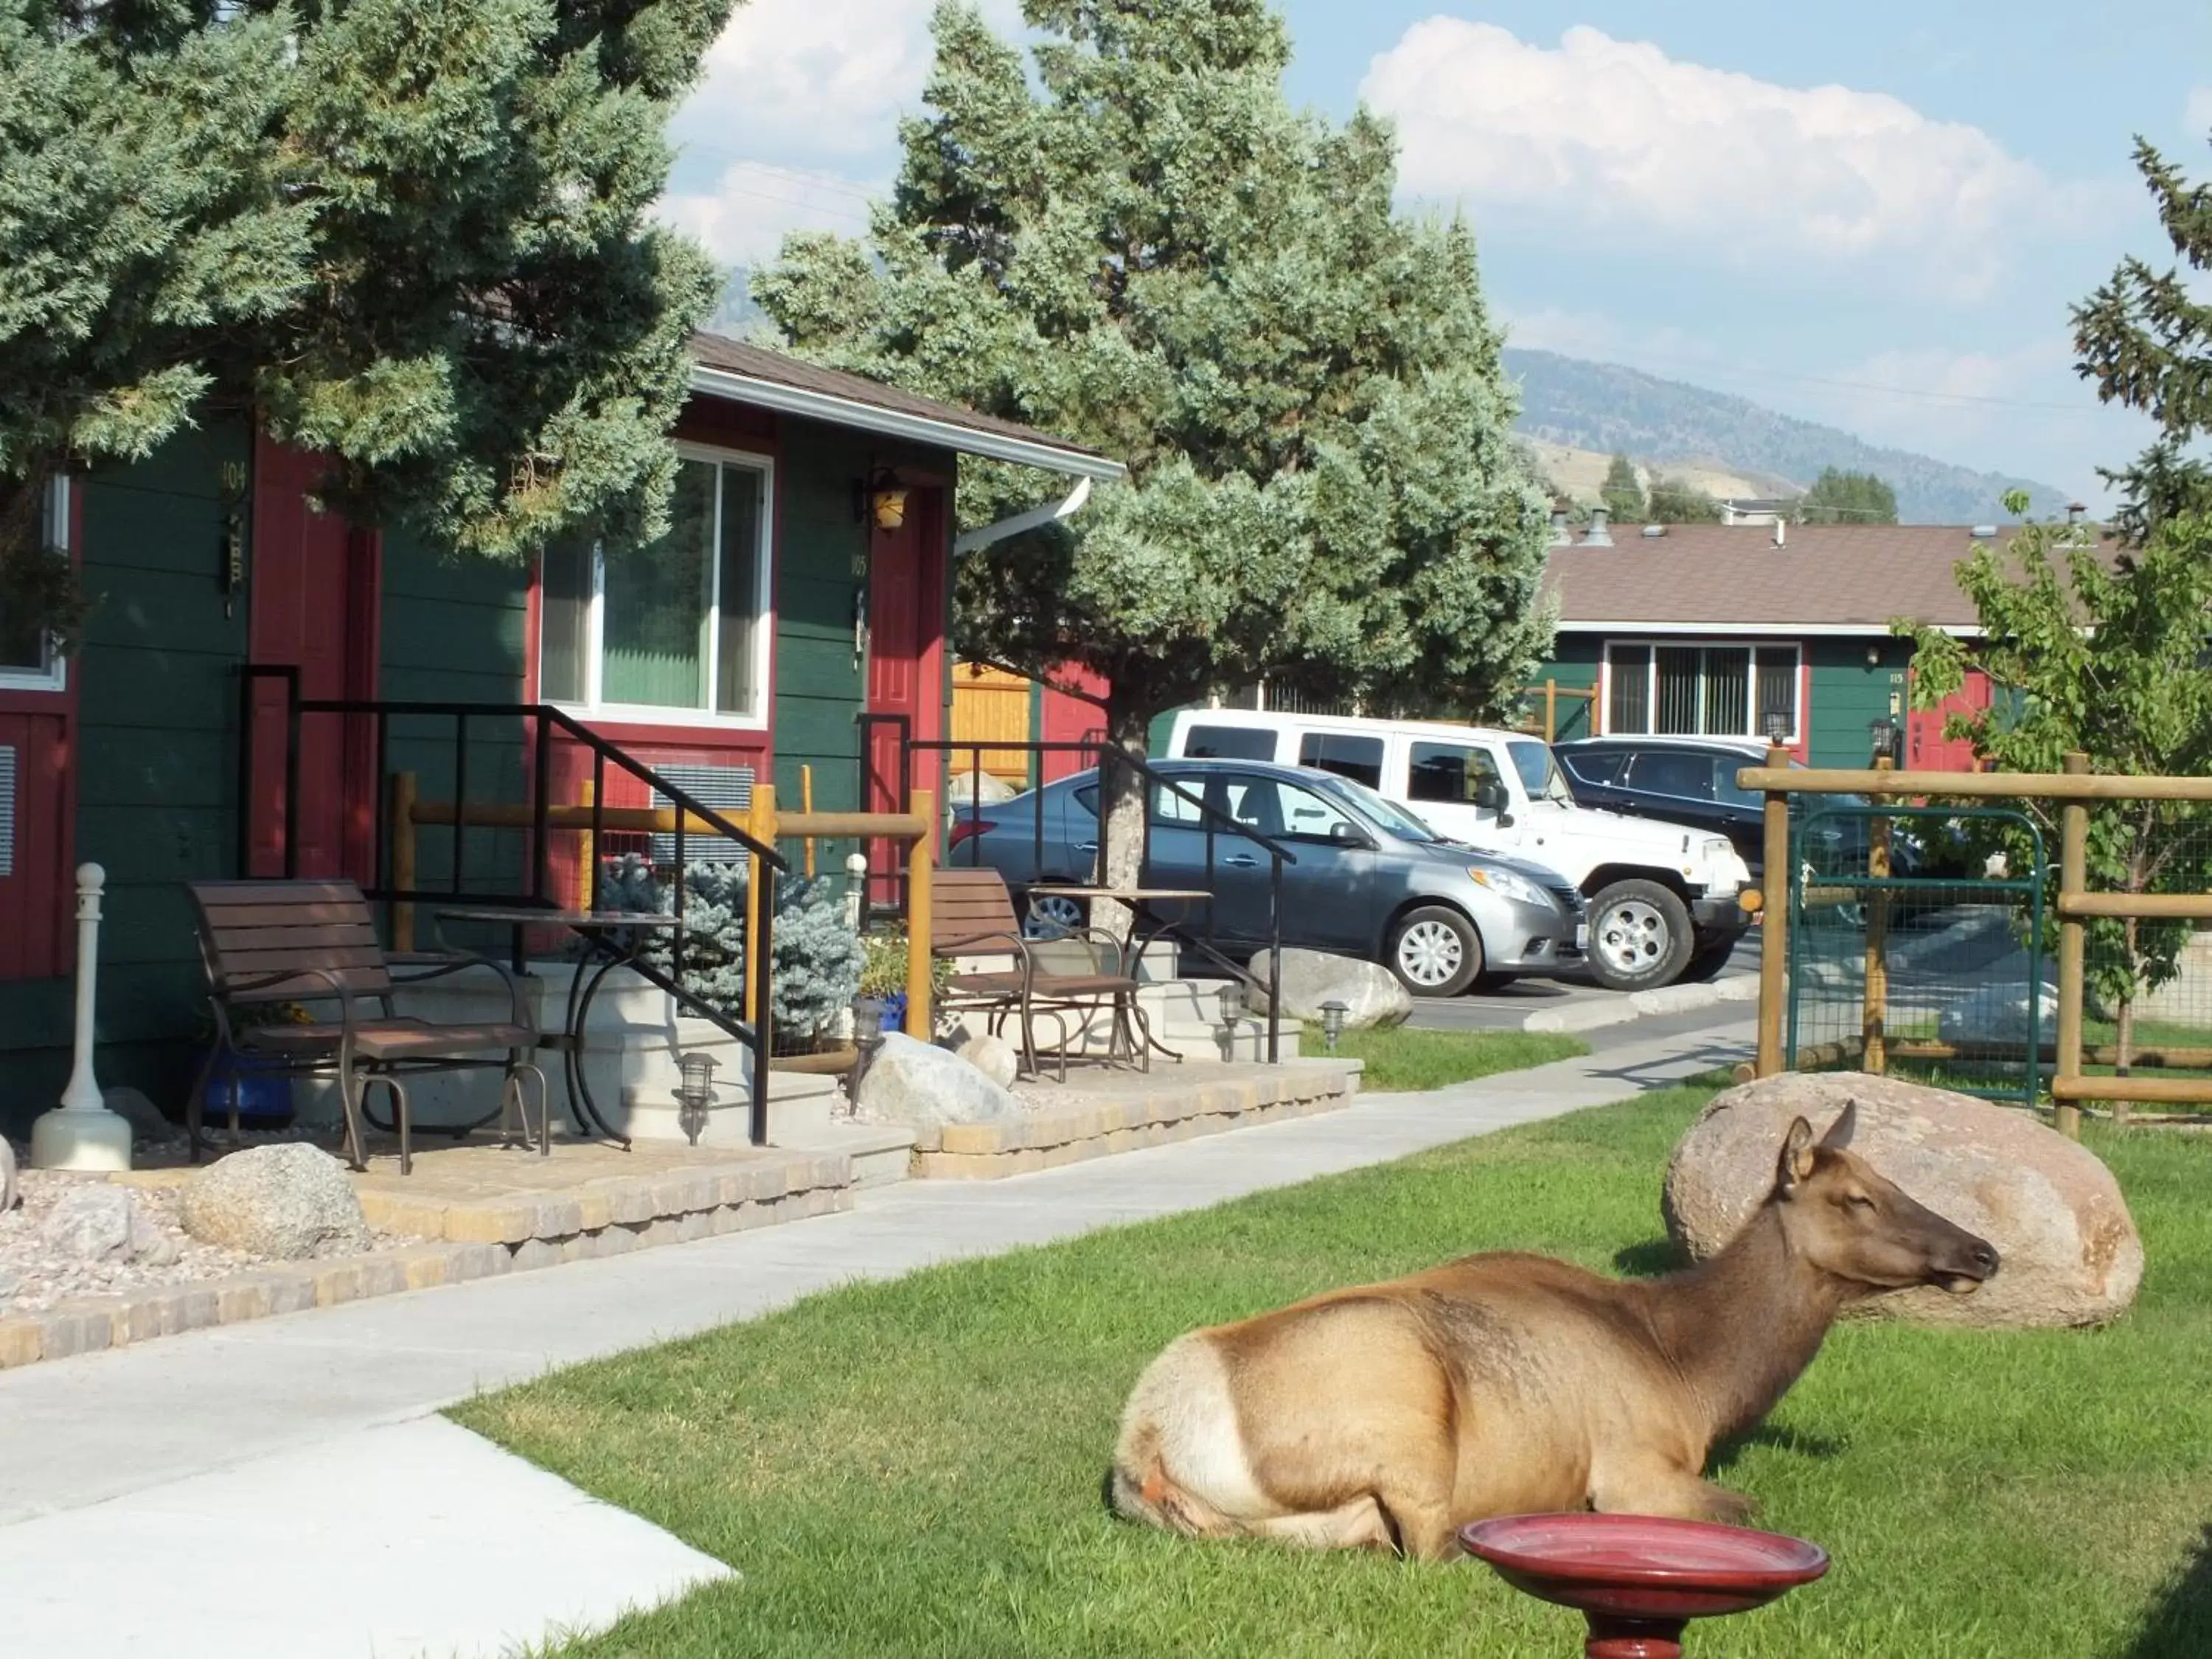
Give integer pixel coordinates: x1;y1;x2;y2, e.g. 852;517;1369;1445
0;0;730;639
1795;467;1899;525
1646;475;1721;524
2073;137;2212;539
1599;452;1646;522
754;0;1551;900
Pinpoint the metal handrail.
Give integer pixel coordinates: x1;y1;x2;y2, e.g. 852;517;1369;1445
234;667;786;1141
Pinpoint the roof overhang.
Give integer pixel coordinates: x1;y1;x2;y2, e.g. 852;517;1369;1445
1554;619;1983;639
689;364;1126;483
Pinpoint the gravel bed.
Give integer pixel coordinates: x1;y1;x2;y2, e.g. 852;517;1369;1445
0;1134;398;1319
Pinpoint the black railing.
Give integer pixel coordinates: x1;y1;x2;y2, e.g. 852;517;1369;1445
237;665;788;1142
891;730;1296;1064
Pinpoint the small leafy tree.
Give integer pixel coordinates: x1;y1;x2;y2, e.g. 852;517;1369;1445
1;0;730;641
1899;494;2212;1089
1600;453;1646;523
601;855;866;1038
1796;468;1899;525
1646;476;1721;524
754;0;1553;908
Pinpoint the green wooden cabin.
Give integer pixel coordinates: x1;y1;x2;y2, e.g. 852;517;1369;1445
0;337;1117;1135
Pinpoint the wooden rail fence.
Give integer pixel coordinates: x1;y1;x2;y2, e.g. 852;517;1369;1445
1739;749;2212;1138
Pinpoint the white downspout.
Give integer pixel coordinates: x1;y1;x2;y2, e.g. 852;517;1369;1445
952;476;1093;556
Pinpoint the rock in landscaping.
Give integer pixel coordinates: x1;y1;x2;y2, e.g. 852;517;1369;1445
1663;1071;2142;1329
1248;948;1412;1030
181;1143;370;1259
1936;981;2059;1046
952;1031;1020;1090
41;1186;133;1259
856;1032;1023;1130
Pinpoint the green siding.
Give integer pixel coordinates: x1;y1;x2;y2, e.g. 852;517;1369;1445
1528;636;1600;740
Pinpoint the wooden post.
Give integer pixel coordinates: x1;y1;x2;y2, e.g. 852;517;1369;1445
1862;756;1893;1075
390;771;418;951
1544;680;1559;743
574;777;595;911
1757;744;1792;1077
905;789;936;1039
2055;751;2089;1139
743;785;777;1029
801;765;816;880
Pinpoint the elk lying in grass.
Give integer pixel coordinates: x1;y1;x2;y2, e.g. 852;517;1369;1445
1110;1105;1998;1560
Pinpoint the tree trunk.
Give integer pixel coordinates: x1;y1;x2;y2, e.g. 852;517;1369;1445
1094;699;1151;945
2115;986;2136;1128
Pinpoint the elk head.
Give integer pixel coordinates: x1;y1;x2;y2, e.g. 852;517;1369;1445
1772;1104;2000;1295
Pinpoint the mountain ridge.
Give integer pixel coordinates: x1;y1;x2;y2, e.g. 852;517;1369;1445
1501;347;2068;524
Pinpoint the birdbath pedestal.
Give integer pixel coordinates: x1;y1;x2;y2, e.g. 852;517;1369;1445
1461;1513;1829;1658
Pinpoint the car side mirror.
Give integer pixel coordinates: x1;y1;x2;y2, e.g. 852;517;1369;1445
1329;821;1374;850
1472;779;1509;813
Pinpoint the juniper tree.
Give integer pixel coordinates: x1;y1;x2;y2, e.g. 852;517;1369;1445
0;0;731;639
754;0;1551;900
1600;453;1646;523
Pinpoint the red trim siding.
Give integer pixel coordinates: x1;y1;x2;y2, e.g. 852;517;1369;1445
0;477;84;980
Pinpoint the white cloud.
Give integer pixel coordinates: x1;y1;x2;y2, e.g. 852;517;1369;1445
2186;86;2212;137
661;161;880;268
672;0;1023;167
1363;21;2069;297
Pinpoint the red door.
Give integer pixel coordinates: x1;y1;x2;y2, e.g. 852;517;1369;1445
863;487;945;908
1907;665;1992;772
246;437;380;879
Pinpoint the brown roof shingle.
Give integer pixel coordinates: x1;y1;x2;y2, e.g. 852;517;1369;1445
1543;522;2110;633
688;333;1114;469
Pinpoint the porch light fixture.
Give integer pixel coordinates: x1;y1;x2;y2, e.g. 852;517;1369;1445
1318;999;1349;1053
1760;708;1792;746
675;1051;717;1147
1868;717;1896;762
852;996;887;1044
858;469;909;532
1216;981;1246;1032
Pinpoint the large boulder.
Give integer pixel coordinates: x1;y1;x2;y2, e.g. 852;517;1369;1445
947;770;1020;809
855;1032;1024;1130
181;1144;371;1259
1248;949;1412;1030
948;1030;1020;1091
1663;1072;2141;1329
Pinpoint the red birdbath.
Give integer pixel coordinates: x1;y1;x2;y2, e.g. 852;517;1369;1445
1460;1513;1829;1658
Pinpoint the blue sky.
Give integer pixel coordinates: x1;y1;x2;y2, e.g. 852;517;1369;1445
663;2;2212;503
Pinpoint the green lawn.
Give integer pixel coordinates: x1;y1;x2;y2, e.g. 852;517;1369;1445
1316;1023;1586;1093
459;1088;2212;1658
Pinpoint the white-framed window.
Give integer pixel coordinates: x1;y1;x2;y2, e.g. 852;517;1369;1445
1602;641;1800;742
0;476;70;693
538;445;773;726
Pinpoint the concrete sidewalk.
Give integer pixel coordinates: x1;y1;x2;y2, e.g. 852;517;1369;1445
0;1015;1750;1656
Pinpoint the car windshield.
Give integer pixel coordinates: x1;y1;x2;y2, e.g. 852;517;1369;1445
1508;740;1576;805
1315;772;1441;841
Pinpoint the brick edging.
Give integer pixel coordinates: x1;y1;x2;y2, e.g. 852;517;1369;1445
0;1170;853;1371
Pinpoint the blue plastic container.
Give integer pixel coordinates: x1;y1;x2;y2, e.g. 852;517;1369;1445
199;1051;296;1130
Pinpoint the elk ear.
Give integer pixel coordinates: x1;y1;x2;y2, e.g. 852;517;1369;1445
1777;1116;1818;1190
1819;1102;1858;1150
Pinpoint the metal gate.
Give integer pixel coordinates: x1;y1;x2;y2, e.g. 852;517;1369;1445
1787;804;2048;1110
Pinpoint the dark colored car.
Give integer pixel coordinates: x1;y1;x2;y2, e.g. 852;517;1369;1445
1552;737;1894;876
947;758;1587;997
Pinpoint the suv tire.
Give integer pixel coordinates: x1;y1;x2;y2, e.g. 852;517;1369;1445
1586;880;1694;992
1387;905;1484;998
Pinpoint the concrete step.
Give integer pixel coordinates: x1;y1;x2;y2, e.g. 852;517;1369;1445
768;1121;916;1187
613;1070;841;1150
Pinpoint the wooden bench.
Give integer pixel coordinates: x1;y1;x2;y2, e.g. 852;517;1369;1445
187;880;549;1173
931;868;1144;1079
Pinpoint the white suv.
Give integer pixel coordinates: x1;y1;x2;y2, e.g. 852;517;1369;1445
1163;709;1754;991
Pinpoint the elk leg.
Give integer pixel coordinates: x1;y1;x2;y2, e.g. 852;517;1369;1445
1250;1497;1395;1552
1591;1459;1757;1526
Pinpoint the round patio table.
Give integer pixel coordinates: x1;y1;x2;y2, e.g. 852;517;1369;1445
434;906;683;1147
1023;886;1216;1064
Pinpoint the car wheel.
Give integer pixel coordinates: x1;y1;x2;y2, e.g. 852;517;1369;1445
1023;892;1087;939
1388;905;1483;998
1585;880;1694;992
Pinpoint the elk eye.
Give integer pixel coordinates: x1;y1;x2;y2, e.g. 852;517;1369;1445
1846;1194;1875;1211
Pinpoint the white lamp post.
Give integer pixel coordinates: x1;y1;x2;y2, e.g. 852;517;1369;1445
32;864;133;1170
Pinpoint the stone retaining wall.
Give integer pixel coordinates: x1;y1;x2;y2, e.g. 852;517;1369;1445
0;1153;852;1371
911;1062;1359;1180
